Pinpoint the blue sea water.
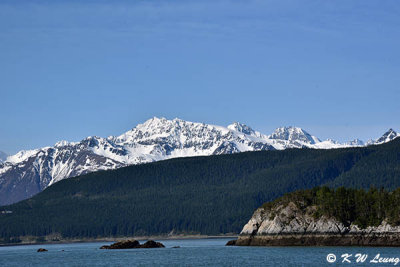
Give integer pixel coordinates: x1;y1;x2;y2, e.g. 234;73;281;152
0;238;399;266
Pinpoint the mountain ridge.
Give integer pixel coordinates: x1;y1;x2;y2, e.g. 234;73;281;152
0;117;399;205
1;138;399;242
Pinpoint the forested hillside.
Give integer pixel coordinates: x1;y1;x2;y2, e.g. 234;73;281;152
0;138;399;243
262;186;400;229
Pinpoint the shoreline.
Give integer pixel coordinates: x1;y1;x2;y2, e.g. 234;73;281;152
0;234;238;247
235;234;400;247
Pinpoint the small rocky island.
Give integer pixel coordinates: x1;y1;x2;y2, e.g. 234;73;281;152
232;187;400;246
100;240;165;249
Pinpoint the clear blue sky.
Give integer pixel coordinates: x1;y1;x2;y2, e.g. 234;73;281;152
1;0;399;154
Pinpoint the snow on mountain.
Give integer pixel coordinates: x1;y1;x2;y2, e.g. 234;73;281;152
374;129;399;144
0;117;398;205
5;149;41;164
365;129;399;146
227;122;262;137
114;117;273;160
345;139;365;146
269;126;320;144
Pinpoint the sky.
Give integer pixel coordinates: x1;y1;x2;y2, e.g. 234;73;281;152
0;0;399;154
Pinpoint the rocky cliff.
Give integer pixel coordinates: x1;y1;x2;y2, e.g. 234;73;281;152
236;201;400;246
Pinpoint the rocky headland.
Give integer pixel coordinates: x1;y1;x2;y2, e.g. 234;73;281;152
233;188;400;246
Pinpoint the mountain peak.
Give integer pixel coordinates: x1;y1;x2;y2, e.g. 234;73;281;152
5;149;40;164
55;140;70;147
345;139;364;146
375;128;399;144
269;126;320;144
227;122;256;135
141;117;168;127
1;116;398;206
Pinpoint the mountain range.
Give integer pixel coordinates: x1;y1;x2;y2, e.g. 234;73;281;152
1;137;400;242
0;117;399;205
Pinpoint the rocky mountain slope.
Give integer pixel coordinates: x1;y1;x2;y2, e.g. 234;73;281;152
0;117;398;205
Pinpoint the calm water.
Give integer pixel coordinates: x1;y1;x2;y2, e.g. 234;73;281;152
1;238;400;266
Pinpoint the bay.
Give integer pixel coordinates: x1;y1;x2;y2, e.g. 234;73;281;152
0;238;399;266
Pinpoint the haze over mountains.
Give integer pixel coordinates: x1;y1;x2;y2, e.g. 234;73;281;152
0;117;399;205
0;151;7;163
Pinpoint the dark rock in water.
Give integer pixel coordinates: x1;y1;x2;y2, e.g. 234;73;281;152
100;239;165;249
172;246;180;248
100;240;140;249
225;240;236;246
37;248;48;252
140;240;165;248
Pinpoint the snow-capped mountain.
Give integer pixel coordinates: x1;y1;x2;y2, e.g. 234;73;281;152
345;139;365;146
268;126;320;148
366;128;399;146
0;117;398;206
375;128;399;144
